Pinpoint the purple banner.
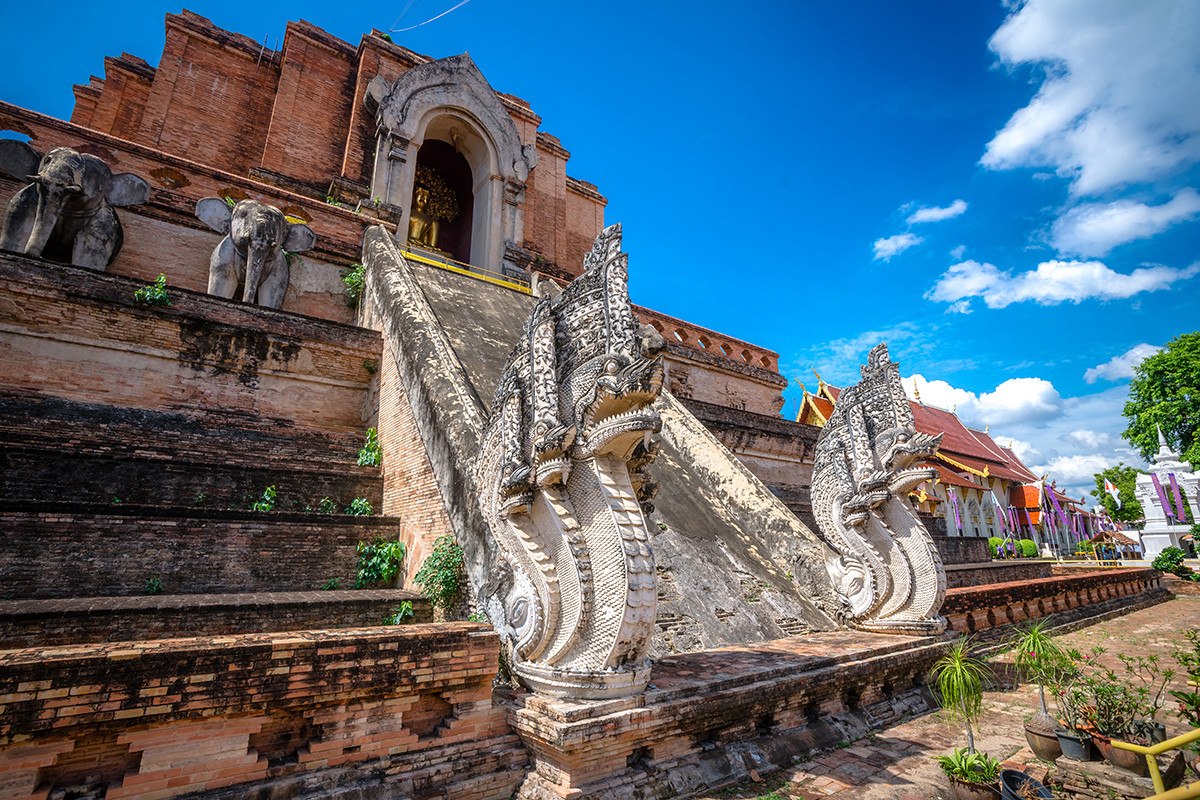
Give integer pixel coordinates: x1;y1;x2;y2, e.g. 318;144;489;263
1169;473;1187;520
949;489;962;533
1048;487;1068;530
1152;474;1174;519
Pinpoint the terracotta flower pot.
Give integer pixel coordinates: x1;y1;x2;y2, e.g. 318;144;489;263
1023;722;1062;761
1094;734;1148;776
950;776;1001;800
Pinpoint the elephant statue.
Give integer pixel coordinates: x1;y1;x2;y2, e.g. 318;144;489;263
196;197;316;309
0;140;151;270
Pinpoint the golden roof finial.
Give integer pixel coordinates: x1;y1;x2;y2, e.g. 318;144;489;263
985;424;989;434
913;377;921;402
812;367;824;388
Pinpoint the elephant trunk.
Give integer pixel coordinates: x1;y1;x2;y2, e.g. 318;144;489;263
25;183;61;259
242;243;270;304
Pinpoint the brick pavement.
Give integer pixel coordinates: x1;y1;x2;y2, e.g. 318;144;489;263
696;595;1200;800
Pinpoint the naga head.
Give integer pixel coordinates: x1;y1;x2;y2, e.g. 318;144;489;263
475;223;663;698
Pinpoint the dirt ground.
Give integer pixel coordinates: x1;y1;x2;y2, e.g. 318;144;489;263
695;595;1200;800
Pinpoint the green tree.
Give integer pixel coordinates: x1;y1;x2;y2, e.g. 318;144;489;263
1123;332;1199;465
1089;464;1145;523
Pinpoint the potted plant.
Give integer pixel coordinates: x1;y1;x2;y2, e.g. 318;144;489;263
1118;652;1175;743
933;748;1002;800
1005;617;1065;760
931;638;1002;799
1049;648;1094;760
1084;666;1146;775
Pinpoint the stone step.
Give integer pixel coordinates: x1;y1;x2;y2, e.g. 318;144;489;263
0;589;431;648
0;502;410;600
0;393;381;507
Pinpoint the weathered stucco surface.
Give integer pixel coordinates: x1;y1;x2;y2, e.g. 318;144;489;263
364;225;839;658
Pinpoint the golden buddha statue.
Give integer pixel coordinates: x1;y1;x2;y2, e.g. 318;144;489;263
407;185;440;250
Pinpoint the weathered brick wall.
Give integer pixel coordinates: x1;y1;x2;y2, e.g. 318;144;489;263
137;11;280;176
0;624;525;800
0;590;432;648
0;505;404;599
261;22;358;190
679;398;816;494
0;254;378;431
377;342;458;588
932;534;991;565
944;560;1053;589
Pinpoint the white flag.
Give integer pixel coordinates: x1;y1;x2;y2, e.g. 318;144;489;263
1104;478;1122;510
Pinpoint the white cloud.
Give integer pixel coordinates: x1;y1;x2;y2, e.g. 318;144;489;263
902;374;1063;428
950;245;967;260
982;0;1200;195
1052;189;1200;256
907;199;968;224
927;258;1200;309
1030;454;1112;488
945;299;972;315
997;438;1043;466
1066;429;1115;449
1083;342;1161;383
873;233;923;261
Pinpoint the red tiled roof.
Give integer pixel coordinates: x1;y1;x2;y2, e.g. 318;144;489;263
936;452;1035;484
926;462;979;489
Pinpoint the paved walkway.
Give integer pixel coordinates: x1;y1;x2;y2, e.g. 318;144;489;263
697;595;1199;800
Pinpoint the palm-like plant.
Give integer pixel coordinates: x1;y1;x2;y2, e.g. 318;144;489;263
1007;617;1066;732
932;636;992;753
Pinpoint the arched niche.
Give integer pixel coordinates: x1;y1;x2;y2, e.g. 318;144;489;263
365;54;539;275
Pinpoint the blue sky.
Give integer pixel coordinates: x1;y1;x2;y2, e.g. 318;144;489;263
3;0;1198;498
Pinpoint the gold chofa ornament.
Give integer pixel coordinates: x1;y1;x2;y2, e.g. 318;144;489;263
407;164;460;251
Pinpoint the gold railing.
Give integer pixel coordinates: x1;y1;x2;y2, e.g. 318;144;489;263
399;244;531;294
1110;726;1200;796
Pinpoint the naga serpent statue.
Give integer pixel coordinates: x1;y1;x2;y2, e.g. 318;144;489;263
810;343;947;634
474;223;662;699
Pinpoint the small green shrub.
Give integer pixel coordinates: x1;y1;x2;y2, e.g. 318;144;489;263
1018;538;1039;558
145;576;163;595
987;536;1004;558
346;497;373;516
363;359;378;375
250;485;277;512
357;427;382;467
322;578;341;590
468;612;488;623
341;264;365;305
1153;546;1192;577
355;537;405;588
134;274;172;306
383;601;414;625
317;496;338;514
414;534;465;611
379;32;392;42
932;747;1001;784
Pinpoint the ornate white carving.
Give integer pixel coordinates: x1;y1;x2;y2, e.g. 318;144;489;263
810;344;947;634
474;224;662;698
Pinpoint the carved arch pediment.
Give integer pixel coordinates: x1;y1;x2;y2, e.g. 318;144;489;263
365;54;538;183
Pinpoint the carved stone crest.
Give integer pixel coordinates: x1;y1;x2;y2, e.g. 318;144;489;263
474;224;662;698
810;344;947;634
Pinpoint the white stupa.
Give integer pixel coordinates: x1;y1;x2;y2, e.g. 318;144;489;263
1134;426;1200;560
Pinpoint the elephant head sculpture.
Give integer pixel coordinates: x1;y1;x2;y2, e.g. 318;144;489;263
196;197;316;309
0;141;151;270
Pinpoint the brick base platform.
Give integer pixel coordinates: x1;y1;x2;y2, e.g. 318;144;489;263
943;568;1166;636
508;632;951;800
